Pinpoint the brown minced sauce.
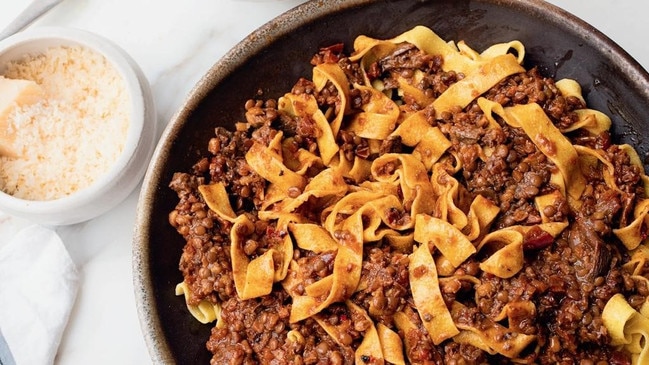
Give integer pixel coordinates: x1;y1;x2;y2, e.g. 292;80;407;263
169;42;645;364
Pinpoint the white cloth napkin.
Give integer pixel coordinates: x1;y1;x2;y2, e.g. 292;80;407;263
0;224;79;365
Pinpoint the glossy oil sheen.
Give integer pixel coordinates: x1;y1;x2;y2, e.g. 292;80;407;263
133;0;649;363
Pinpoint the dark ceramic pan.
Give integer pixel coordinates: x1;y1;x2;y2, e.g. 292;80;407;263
133;0;649;363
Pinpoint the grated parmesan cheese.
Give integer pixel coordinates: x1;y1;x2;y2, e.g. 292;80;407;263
0;45;131;201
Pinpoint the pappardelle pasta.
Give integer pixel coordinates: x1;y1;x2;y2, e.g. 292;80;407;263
169;25;649;364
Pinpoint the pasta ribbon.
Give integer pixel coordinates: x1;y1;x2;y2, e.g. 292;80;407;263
278;93;339;165
290;191;412;322
464;194;500;241
245;131;307;197
493;301;537;331
199;183;294;300
409;243;460;345
281;140;323;175
414;214;476;268
573;144;649;250
380;25;460;70
352;25;524;76
390;111;452;170
289;222;338;252
498;101;586;201
624;144;649;195
349;302;386;365
289;194;367;321
323;190;384;233
312;61;350;137
452;302;537;359
289;251;361;323
453;331;497;355
563;109;612;135
199;183;294;297
391;110;430;147
198;182;236;222
477;97;507;131
431;162;470;230
623;244;649;276
371;153;436;216
397;73;435;107
602;294;649;364
377;323;405;365
230;215;275;299
476;40;525;65
175;282;223;325
555;78;585;105
574;145;620;194
477;229;525;279
270;167;348;214
347;84;400;140
393;308;440;363
329;148;374;184
432;54;525;116
553;79;613;138
351;25;525;126
534;190;564;223
476;223;567;278
614;199;649;250
347;155;373;184
313;302;393;364
361;195;411;241
612;146;649;250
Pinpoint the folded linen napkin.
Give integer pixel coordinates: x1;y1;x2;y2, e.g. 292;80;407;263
0;224;79;365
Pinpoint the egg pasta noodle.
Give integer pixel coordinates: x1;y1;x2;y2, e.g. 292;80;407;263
171;25;649;364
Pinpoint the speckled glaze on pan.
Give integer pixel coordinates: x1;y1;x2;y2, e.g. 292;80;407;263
133;0;649;363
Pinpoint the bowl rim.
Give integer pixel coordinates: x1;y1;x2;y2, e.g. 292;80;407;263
133;0;649;362
0;26;146;219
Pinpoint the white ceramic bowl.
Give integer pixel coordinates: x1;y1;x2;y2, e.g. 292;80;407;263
0;27;156;226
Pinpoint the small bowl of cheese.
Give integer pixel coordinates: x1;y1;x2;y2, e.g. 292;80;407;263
0;27;156;226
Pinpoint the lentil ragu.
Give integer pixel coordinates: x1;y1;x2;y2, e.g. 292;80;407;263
169;26;649;364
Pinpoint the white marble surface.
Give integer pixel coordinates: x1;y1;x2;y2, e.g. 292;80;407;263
0;0;647;364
